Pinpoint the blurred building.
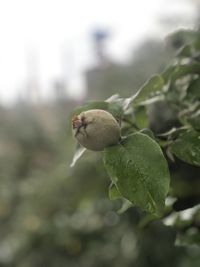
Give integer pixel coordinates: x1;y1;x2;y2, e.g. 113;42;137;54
52;79;68;102
85;34;172;100
24;50;41;104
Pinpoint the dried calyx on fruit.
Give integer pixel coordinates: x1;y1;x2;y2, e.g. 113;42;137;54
72;109;121;151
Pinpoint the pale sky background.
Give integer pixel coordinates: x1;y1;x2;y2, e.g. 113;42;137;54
0;0;197;105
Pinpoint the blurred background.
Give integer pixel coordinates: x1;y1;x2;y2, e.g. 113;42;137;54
0;0;200;266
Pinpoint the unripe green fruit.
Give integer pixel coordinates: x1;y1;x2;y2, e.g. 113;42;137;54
72;109;121;151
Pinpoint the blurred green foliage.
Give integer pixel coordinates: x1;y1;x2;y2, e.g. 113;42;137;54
1;104;180;267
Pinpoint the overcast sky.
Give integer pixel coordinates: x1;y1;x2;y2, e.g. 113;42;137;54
0;0;197;104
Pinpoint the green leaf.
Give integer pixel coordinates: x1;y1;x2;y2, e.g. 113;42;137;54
117;199;133;214
109;183;121;200
175;228;200;246
138;213;158;228
157;127;188;139
131;75;165;105
103;133;170;215
139;128;156;140
188;110;200;131
134;106;148;129
178;44;200;59
71;100;123;121
109;183;133;213
186;78;200;100
169;29;200;48
72;101;109;115
177;37;200;58
162;64;200;82
70;144;86;167
170;130;200;167
177;44;193;58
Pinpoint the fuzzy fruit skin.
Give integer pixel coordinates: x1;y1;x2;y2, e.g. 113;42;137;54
72;109;121;151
